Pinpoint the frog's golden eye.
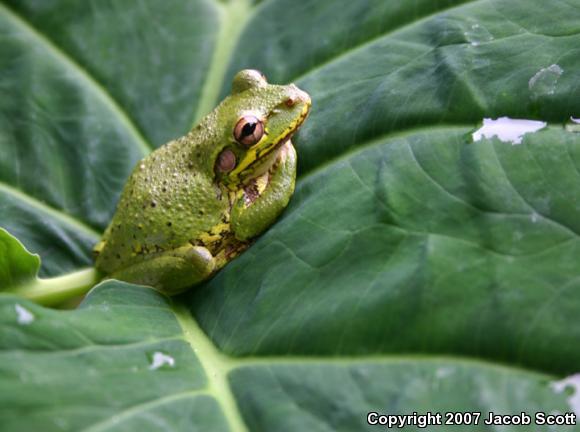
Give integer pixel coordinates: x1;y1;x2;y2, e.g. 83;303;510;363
234;116;264;147
217;149;236;173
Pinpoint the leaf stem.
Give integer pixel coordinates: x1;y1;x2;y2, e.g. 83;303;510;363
13;268;100;306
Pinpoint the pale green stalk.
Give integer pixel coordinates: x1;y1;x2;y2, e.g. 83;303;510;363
12;268;99;306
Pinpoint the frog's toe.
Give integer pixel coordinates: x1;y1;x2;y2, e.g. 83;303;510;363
92;240;106;259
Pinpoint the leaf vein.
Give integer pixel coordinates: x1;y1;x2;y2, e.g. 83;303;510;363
0;2;152;156
0;181;101;240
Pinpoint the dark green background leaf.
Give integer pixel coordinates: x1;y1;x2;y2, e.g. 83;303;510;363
1;0;580;430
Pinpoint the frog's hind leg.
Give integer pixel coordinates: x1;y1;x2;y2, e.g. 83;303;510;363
109;245;215;295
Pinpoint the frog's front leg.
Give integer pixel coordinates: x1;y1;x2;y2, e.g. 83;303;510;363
231;141;297;241
108;245;215;295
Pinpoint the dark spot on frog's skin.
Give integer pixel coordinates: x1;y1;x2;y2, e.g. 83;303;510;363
116;253;121;259
167;222;172;227
188;162;194;169
151;201;157;208
132;234;137;239
198;210;204;216
196;152;201;158
162;187;167;192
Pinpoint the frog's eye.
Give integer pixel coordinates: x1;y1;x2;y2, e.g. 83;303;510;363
217;149;236;173
234;116;264;147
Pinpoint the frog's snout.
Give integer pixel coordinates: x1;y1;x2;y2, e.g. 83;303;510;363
285;84;311;108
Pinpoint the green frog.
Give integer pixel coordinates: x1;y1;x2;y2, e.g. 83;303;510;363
93;70;311;295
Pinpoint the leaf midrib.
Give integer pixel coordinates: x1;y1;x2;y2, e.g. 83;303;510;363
173;302;249;432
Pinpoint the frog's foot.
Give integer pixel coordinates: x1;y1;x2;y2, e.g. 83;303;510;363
231;141;297;241
92;239;106;259
109;245;215;295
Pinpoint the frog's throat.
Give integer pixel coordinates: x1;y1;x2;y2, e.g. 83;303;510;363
229;102;310;181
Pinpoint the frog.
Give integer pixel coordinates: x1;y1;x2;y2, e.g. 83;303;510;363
93;69;311;295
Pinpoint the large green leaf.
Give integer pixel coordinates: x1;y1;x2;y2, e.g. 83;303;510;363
2;0;580;430
1;282;577;431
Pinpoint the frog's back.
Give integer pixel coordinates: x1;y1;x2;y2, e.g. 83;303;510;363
95;134;228;274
